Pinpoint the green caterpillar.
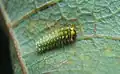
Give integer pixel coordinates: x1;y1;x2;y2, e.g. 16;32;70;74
36;25;77;53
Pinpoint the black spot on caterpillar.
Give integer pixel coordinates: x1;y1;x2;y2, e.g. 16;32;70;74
36;25;77;53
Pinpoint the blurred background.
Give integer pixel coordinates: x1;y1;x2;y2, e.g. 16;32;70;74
0;9;13;74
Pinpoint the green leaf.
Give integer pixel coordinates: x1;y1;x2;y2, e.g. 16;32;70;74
1;0;120;74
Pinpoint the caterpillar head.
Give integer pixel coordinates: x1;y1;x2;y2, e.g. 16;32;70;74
70;24;77;41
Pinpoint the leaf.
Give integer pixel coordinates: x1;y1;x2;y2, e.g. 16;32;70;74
1;0;120;74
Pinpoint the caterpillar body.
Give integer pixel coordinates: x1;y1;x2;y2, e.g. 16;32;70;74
36;25;77;53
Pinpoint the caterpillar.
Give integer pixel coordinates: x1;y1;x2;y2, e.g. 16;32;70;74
36;25;77;53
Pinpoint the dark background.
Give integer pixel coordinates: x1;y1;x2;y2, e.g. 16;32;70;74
0;9;13;74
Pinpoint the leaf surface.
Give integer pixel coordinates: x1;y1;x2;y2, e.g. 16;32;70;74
1;0;120;74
